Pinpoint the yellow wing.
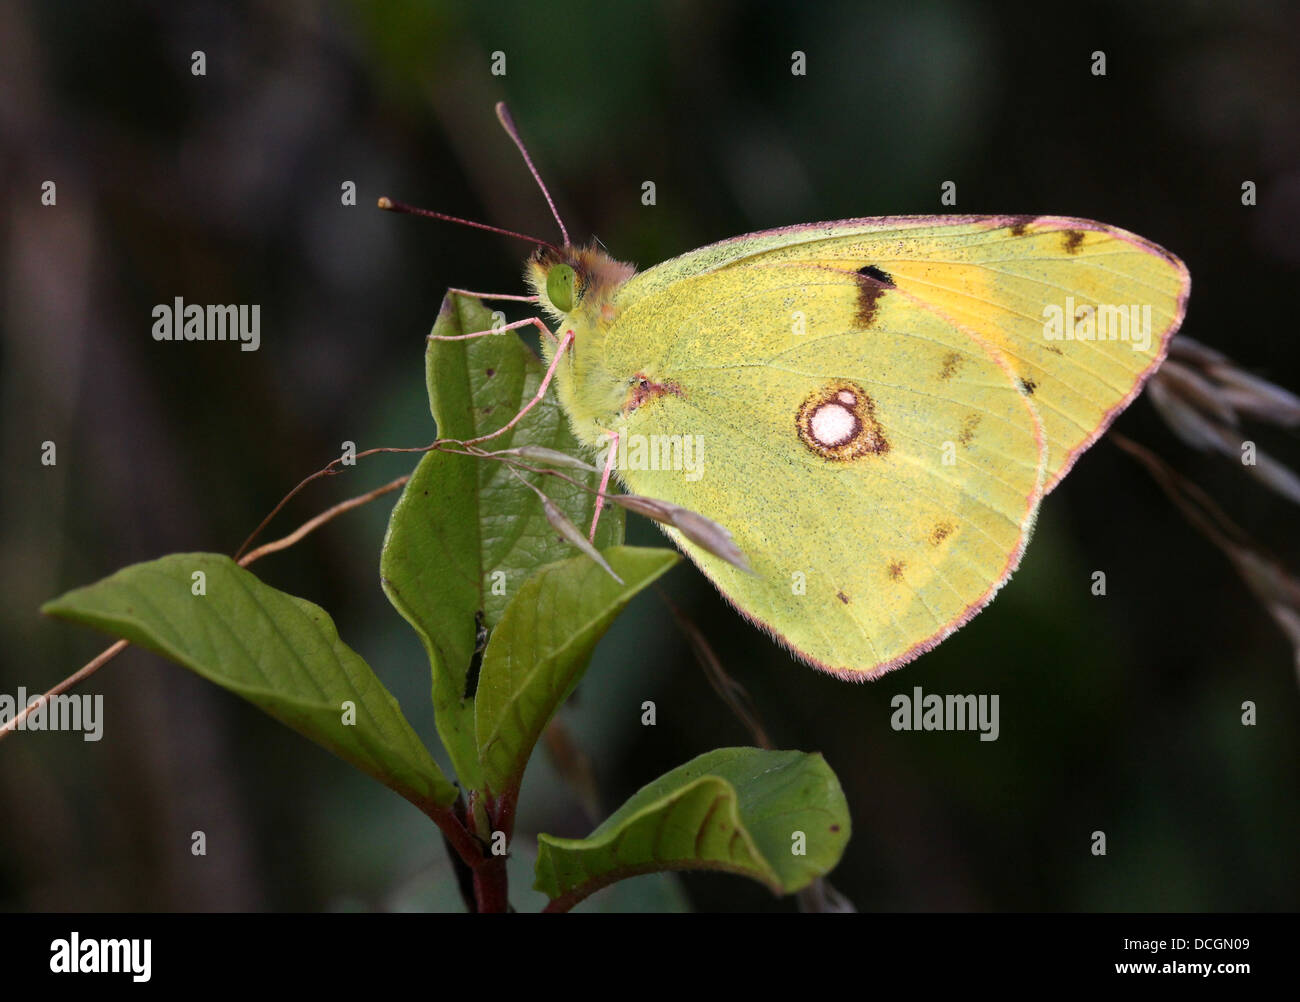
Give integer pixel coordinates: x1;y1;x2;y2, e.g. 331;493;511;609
604;261;1046;677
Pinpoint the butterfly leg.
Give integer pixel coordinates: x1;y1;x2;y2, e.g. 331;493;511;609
429;315;557;342
461;329;575;446
588;429;620;541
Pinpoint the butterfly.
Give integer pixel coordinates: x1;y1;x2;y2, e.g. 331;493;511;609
387;104;1190;680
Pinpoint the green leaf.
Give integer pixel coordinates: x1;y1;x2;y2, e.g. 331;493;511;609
534;748;850;907
476;546;678;798
42;553;457;810
380;293;622;791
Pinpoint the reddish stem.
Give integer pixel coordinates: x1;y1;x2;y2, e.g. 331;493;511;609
473;855;511;913
419;795;514;912
492;787;520;843
416;799;483;871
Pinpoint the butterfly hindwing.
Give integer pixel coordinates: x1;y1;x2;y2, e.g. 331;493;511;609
603;261;1046;677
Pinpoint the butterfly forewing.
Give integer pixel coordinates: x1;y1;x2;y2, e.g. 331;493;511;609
621;215;1189;492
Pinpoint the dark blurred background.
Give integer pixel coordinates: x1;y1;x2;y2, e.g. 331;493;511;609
2;0;1297;912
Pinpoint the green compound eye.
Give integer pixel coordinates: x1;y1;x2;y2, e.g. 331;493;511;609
547;263;578;312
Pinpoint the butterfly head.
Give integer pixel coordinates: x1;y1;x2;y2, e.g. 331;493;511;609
527;244;636;325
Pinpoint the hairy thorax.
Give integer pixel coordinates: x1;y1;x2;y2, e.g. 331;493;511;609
525;244;639;450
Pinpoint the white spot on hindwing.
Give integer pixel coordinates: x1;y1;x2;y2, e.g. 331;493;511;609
810;403;856;446
795;381;889;461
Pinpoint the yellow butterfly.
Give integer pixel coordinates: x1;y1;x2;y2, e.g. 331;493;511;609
390;105;1190;680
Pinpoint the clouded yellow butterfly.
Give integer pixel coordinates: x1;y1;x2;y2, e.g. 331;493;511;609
390;105;1190;680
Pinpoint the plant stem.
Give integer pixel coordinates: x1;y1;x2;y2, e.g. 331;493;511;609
473;855;510;913
493;789;519;842
421;794;513;913
441;794;479;912
416;799;483;870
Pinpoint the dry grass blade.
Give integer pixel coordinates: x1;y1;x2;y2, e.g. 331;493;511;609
541;718;602;825
492;445;599;472
541;496;623;584
1149;336;1300;506
656;586;772;750
611;494;752;573
1112;432;1300;683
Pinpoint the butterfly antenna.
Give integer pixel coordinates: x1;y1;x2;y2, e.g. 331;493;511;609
495;101;571;247
376;197;558;253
